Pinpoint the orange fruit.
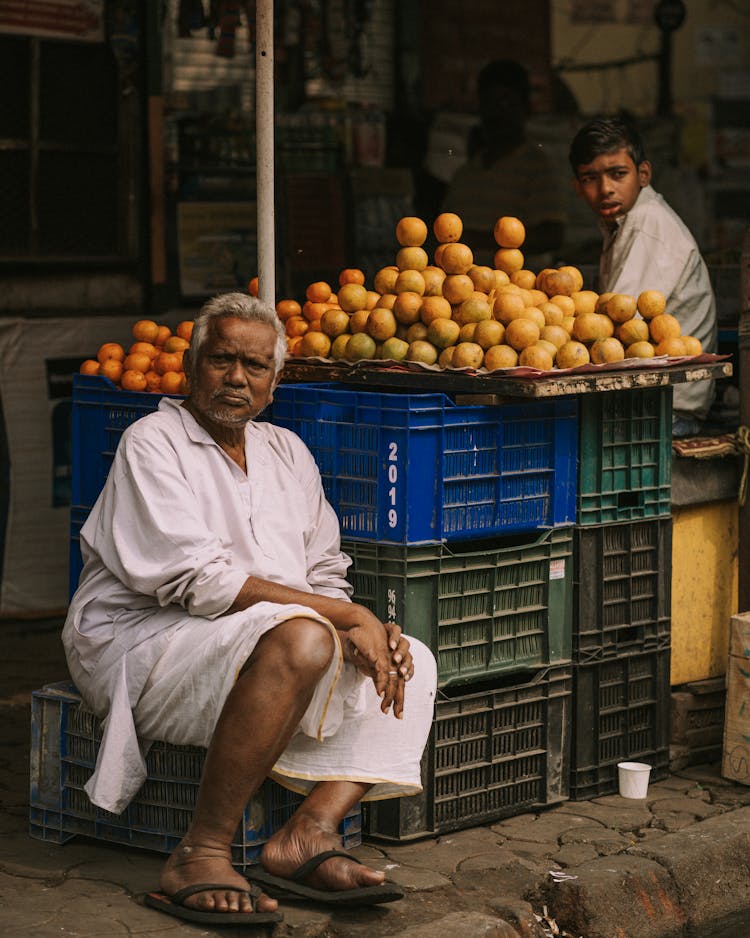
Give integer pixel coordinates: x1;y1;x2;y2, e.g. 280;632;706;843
306;281;332;303
122;352;152;374
99;358;123;384
683;335;703;355
455;294;492;325
285;315;309;338
519;345;554;370
539;301;564;326
176;320;195;342
439;242;474;275
330;334;350;359
571;291;599;316
302;300;329;322
247;276;259;296
374;266;399;294
129;341;158;358
616;318;650;345
590;337;625;364
433;212;463;243
345;332;377;361
422;266;447;296
154;350;184;375
556;340;591;368
426;318;461;349
406;322;429;343
541;324;570;349
160;370;185;394
548;294;576;317
394;269;426;295
649;313;681;343
493;248;524;275
452;342;485;369
377;293;397;310
468;265;496;293
539;269;576;297
396;246;429;271
80;359;100;375
606;294;637;323
155;325;172;346
473;320;505;349
637;290;667;320
132;319;160;343
366;308;398;342
484;344;518;370
510;269;537;290
364;290;381;310
572;312;615;344
441;274;474;305
321;308;351;338
298;331;333;358
654;337;687;356
349;309;371;334
164;335;190;353
505;318;541;351
97;342;125;364
144;370;162;391
337;282;369;313
121;369;148;392
407;339;438;365
287;335;304;356
559;266;584;292
493;216;526;249
438;346;457;369
420;295;453;325
494;291;526;324
276;299;302;322
339;267;366;286
625;340;656;359
393;291;423;325
396;216;428;247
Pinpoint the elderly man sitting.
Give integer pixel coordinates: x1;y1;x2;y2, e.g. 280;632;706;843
63;292;437;926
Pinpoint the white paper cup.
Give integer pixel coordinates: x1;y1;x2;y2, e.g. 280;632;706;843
617;761;652;798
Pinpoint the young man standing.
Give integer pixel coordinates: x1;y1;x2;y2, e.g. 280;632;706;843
570;117;717;436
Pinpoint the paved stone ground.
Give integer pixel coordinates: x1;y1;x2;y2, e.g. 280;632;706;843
2;617;750;937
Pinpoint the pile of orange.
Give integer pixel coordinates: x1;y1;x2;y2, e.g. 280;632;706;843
273;213;703;372
80;319;194;393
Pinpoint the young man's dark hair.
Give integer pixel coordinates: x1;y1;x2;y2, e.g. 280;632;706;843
568;116;646;175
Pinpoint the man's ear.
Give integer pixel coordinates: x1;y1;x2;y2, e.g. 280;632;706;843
638;160;652;187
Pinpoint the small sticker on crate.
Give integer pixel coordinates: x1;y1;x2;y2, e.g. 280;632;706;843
549;559;565;580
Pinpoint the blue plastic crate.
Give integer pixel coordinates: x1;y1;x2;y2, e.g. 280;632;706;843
71;373;180;510
29;682;360;869
268;385;578;543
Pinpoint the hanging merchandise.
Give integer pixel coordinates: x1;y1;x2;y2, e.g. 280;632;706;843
346;0;374;78
216;0;255;58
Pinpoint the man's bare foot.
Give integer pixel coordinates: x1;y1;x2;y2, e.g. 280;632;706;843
261;814;385;891
160;840;279;914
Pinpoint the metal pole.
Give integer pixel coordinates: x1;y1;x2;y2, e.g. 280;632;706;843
255;0;275;307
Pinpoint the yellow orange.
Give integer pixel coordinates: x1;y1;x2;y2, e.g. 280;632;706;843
468;265;496;294
339;267;366;286
433;212;463;243
338;282;369;313
505;318;541;351
285;315;309;338
80;358;100;375
97;342;125;364
426;318;461;349
556;340;590;368
590;337;625;364
625;340;656;359
549;294;576;317
121;369;148;392
420;295;453;325
654;337;688;356
637;290;667;320
132;320;160;343
422;266;446;297
298;331;333;358
441;274;474;305
571;291;599;316
649;313;681;343
367;308;398;341
349;309;371;334
473;320;505;349
407;339;438;365
439;242;474;275
321;308;351;338
493;216;525;248
394;269;426;295
519;345;554;370
164;335;190;353
306;280;332;303
276;299;302;322
393;291;424;325
396;246;428;271
374;266;399;294
451;342;485;369
484;344;518;370
511;269;537;290
396;216;428;247
493;248;524;275
683;335;703;355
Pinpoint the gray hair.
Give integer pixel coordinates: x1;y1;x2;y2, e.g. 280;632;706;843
186;292;287;376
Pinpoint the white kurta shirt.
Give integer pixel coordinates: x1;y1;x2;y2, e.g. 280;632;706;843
63;398;435;812
599;185;718;420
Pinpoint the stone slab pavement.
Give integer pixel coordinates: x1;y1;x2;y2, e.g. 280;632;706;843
2;616;750;937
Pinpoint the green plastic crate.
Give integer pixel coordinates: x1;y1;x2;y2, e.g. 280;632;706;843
578;387;672;525
343;528;573;688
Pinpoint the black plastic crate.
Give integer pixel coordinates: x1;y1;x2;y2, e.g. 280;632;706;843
573;518;672;663
570;648;671;800
363;665;572;841
578;388;672;525
29;682;360;868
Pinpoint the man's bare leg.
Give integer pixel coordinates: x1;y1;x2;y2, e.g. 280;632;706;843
261;780;386;891
158;618;336;915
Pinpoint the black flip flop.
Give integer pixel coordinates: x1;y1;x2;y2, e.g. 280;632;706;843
249;850;404;906
144;881;283;926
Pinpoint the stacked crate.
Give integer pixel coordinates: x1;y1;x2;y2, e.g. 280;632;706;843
267;383;579;840
569;387;673;799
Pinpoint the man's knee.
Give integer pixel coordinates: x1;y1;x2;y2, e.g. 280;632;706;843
259;617;336;677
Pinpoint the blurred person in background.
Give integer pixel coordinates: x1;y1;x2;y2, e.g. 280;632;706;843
442;59;566;268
